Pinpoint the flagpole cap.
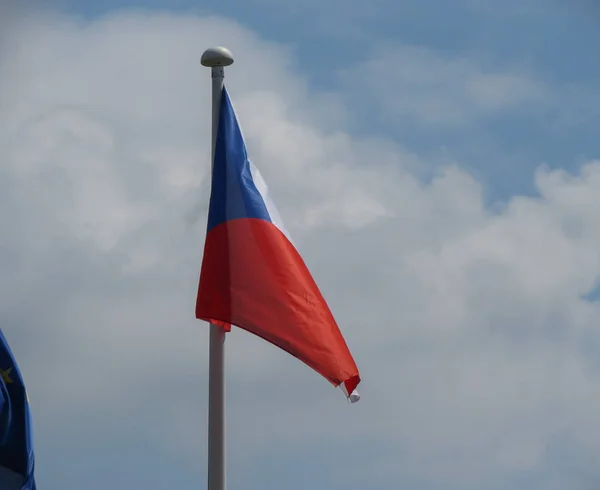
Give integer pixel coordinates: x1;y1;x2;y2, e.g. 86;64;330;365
201;47;234;67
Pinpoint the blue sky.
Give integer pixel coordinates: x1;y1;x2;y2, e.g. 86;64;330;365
3;0;600;489
55;0;600;199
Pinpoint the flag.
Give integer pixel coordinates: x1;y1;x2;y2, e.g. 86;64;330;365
196;87;360;402
0;329;35;490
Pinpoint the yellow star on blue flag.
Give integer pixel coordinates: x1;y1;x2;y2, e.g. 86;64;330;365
0;368;13;385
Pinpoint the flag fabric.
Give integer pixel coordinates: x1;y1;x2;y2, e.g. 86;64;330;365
0;329;35;490
196;87;360;402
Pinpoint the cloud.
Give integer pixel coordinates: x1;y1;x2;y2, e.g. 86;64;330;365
339;44;550;128
1;7;600;490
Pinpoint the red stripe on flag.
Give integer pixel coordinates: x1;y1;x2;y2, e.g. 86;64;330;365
196;218;360;391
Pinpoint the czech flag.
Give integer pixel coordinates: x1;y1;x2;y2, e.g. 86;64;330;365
196;87;360;402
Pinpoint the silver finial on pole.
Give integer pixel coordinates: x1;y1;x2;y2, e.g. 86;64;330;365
201;46;234;67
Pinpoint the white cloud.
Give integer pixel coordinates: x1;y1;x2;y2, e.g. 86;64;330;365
1;8;600;490
339;44;550;127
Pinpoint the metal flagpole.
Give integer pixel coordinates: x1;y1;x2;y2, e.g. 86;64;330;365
201;46;234;490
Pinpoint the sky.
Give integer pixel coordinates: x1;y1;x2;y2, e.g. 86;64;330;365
3;0;600;488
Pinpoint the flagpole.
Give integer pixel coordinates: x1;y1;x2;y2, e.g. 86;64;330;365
201;46;234;490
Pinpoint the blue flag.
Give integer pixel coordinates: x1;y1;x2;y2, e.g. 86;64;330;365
0;329;35;490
